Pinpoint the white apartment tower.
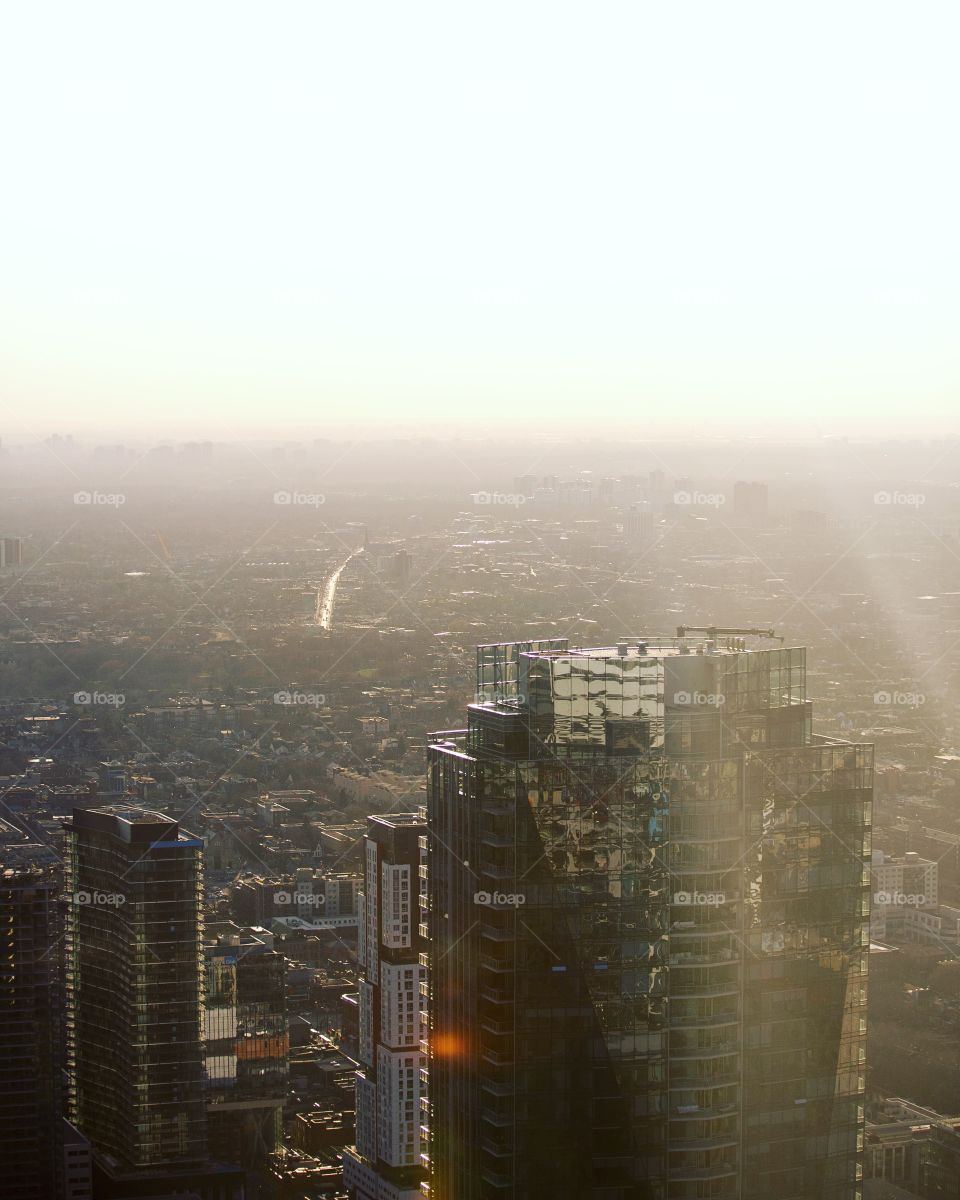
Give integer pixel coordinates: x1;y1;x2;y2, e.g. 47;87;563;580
343;813;426;1200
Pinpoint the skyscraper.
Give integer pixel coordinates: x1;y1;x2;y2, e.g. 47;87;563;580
0;859;64;1199
64;806;212;1191
204;922;289;1170
343;813;427;1200
423;635;871;1200
0;535;23;570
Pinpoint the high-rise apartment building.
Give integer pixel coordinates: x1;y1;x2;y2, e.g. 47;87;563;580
869;849;939;943
624;503;656;541
0;859;64;1199
64;807;211;1188
204;921;289;1169
0;535;23;569
423;635;871;1200
870;849;937;909
343;813;427;1200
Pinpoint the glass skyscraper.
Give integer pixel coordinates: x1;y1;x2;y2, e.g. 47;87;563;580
203;922;289;1170
0;859;64;1199
422;635;870;1200
65;807;208;1175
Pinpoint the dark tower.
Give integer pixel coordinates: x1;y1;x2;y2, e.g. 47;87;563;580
423;635;870;1200
65;807;207;1174
0;860;64;1199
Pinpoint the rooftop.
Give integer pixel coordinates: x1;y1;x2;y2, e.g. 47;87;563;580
67;805;201;846
368;811;425;829
490;635;794;660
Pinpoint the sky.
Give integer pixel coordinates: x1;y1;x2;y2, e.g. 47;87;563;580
1;0;958;441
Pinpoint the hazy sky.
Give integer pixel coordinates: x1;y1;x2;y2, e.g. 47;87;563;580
1;1;958;440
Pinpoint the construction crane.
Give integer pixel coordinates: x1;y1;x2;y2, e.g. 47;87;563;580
676;625;784;644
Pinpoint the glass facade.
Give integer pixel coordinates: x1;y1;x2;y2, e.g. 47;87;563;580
424;637;871;1200
0;864;63;1200
65;807;207;1171
204;931;288;1167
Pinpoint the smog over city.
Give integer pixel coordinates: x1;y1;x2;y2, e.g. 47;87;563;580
2;4;960;1200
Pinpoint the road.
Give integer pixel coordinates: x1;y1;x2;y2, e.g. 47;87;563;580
316;549;362;629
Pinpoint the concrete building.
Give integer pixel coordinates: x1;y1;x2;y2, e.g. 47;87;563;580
903;904;960;948
872;851;938;908
866;1097;960;1197
230;867;361;927
871;851;939;943
343;813;427;1200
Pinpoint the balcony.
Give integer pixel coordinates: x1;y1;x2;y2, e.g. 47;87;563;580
481;1078;515;1098
481;801;516;817
669;1103;738;1121
480;925;516;943
480;1167;512;1189
481;1108;516;1129
669;952;738;966
479;1047;513;1067
666;1133;738;1152
480;863;521;881
668;1012;739;1029
669;1072;740;1089
667;1162;738;1182
670;921;742;939
480;985;514;1005
481;1137;513;1159
670;833;743;845
479;954;515;974
668;1044;738;1060
669;981;739;998
480;1016;513;1036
